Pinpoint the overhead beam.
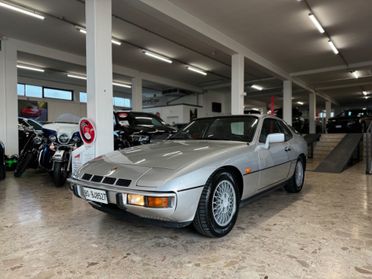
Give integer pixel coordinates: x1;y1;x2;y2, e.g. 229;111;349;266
291;60;372;77
203;77;276;90
317;80;372;90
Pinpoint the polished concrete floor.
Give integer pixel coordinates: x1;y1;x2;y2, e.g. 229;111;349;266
0;163;371;279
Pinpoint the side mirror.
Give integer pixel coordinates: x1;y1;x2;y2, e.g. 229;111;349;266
264;133;285;149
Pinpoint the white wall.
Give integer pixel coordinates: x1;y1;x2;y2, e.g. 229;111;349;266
201;90;231;117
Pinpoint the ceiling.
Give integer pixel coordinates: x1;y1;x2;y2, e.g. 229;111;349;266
0;0;371;107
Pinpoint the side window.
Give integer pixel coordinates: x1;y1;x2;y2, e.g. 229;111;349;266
277;121;293;141
259;119;281;143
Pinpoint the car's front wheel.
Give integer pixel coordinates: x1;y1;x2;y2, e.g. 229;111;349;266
285;157;305;193
193;171;240;237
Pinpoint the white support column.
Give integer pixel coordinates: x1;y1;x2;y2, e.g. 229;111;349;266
86;0;113;156
131;77;142;111
325;101;332;122
231;54;244;115
309;92;316;134
0;39;18;155
283;80;292;125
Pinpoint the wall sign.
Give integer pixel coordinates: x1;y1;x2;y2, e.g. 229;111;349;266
79;118;96;145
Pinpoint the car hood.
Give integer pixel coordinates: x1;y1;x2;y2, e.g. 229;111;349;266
99;140;246;170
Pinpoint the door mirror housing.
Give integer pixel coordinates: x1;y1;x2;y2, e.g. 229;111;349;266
264;133;285;149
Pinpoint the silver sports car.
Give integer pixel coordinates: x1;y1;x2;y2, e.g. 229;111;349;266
68;115;307;237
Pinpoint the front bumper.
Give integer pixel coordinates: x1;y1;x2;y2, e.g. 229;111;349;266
67;177;203;224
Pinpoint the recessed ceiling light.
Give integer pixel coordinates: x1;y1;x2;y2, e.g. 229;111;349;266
328;40;339;55
308;13;325;34
363;91;369;96
143;50;173;64
251;84;263;91
67;73;87;80
364;96;369;99
76;27;122;46
187;66;207;76
351;71;359;79
17;64;45;72
0;1;45;20
113;82;131;88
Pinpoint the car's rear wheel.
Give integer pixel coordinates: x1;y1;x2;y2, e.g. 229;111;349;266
193;171;240;237
284;158;305;193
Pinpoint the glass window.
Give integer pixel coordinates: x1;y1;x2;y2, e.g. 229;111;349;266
134;116;163;128
44;87;73;101
277;120;293;141
259;118;282;143
80;92;87;103
113;97;131;108
171;116;258;142
25;85;42;98
17;83;25;96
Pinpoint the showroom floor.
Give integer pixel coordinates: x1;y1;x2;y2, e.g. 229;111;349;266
0;163;371;279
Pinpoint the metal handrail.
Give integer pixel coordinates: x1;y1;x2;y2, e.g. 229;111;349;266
366;122;372;174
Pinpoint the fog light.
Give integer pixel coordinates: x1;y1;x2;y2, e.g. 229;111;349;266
147;197;174;208
127;194;145;206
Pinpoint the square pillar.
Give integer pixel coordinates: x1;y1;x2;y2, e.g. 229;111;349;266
131;77;142;111
325;101;332;121
309;92;316;134
86;0;114;156
283;80;292;125
0;39;18;155
231;54;244;115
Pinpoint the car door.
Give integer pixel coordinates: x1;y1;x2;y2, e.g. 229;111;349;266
257;118;291;189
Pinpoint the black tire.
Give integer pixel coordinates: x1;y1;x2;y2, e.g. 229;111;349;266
53;162;67;187
285;158;305;193
14;152;33;177
0;162;5;180
193;171;240;237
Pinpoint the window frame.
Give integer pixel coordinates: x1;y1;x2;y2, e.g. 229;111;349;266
43;86;73;101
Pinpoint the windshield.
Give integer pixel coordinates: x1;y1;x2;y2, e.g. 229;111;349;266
170;116;258;142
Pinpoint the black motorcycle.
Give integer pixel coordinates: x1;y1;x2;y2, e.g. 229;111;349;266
14;126;44;177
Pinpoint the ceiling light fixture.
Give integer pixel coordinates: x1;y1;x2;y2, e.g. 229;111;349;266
143;50;173;64
297;101;304;105
186;66;207;76
0;1;45;20
76;27;122;46
351;71;359;79
251;84;263;91
328;40;339;55
363;91;369;96
113;82;131;88
308;13;325;34
67;73;87;80
364;96;369;100
17;64;45;72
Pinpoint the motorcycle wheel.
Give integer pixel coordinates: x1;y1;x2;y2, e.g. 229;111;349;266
53;161;67;187
14;152;33;177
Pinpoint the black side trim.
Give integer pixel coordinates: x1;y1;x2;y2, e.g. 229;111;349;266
177;185;204;193
243;159;296;176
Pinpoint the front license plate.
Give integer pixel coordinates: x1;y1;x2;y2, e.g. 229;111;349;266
83;187;108;204
335;125;342;128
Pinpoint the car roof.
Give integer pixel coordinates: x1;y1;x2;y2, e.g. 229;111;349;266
194;114;279;121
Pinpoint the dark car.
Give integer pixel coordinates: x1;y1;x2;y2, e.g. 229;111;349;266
327;109;372;133
0;141;5;180
274;107;305;133
113;111;177;145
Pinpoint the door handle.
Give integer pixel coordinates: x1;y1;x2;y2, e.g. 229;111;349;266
285;146;291;152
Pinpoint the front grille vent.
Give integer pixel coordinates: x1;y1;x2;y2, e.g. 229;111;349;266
102;177;116;185
116;179;131;187
91;175;104;183
81;173;131;187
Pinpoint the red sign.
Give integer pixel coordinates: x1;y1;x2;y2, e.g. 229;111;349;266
79;118;96;145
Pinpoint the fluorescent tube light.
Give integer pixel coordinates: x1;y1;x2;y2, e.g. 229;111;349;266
297;101;304;105
67;74;87;80
363;91;368;96
251;84;263;91
186;66;207;76
308;13;325;34
328;40;339;55
0;1;45;20
77;27;122;46
113;82;131;88
351;71;359;79
364;96;369;100
17;64;45;72
143;51;172;64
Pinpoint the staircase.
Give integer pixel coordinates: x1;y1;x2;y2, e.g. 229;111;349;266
313;133;346;161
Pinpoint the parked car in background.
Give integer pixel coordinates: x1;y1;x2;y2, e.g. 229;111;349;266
274;107;305;133
0;141;5;180
327;109;372;133
69;115;307;237
114;111;177;145
18;117;43;132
